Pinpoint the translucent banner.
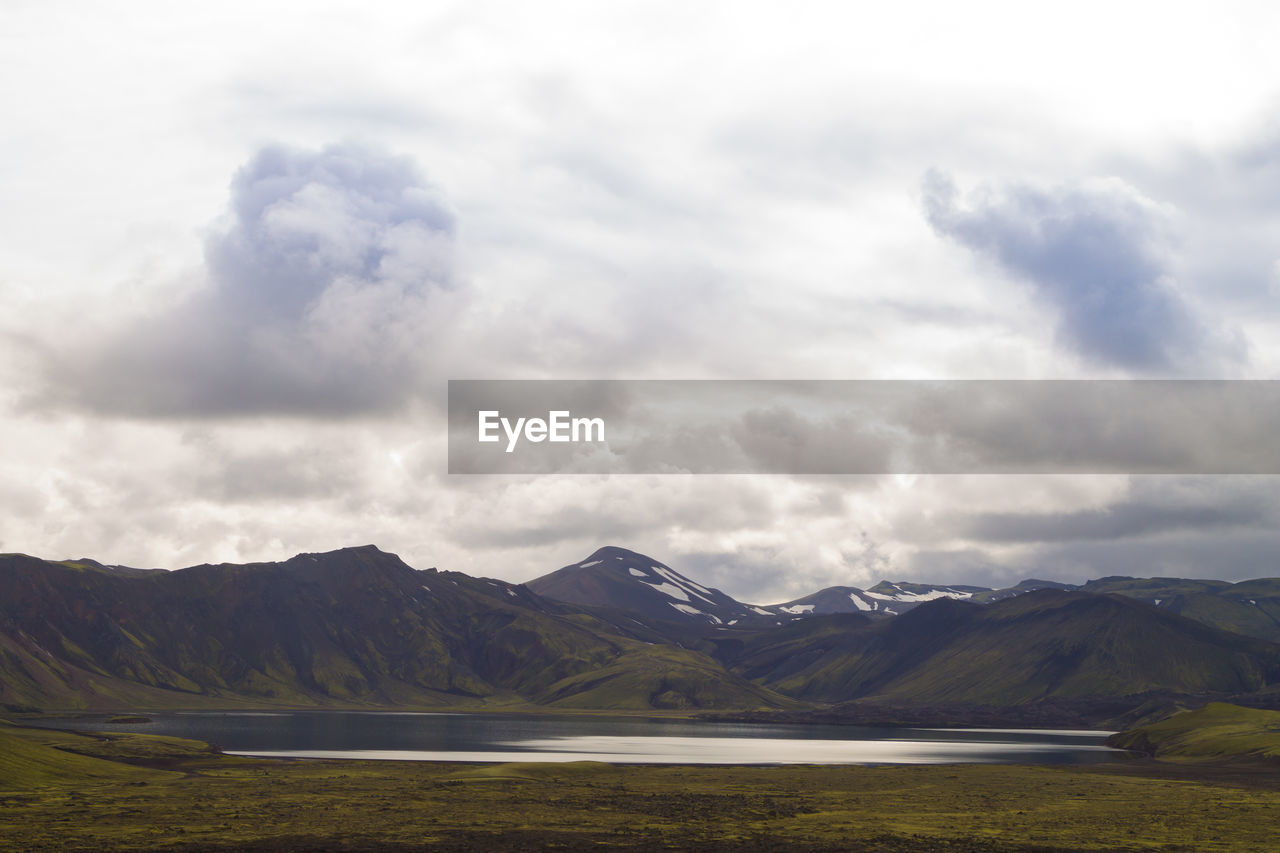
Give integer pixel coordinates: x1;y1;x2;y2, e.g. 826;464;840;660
447;380;1280;475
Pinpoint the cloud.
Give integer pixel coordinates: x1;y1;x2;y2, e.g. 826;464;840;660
1020;532;1280;584
42;142;461;417
913;476;1280;585
956;475;1279;543
960;498;1268;544
922;171;1240;373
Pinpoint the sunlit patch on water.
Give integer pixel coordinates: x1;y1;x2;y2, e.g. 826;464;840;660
231;733;1121;765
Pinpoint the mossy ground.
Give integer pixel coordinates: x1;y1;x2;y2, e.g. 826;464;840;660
3;721;1280;852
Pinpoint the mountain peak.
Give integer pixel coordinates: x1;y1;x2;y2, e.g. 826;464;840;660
291;544;397;560
527;548;769;627
280;545;414;579
580;545;652;563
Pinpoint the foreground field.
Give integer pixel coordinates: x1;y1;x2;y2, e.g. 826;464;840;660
3;722;1280;852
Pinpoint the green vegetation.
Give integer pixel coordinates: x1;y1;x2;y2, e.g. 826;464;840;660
4;720;1280;851
1080;577;1280;643
1108;702;1280;761
537;645;800;710
746;592;1280;708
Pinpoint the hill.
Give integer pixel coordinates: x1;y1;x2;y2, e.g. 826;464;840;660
1107;702;1280;760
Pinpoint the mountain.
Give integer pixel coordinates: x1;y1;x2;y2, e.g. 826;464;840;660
764;580;982;618
526;547;1046;625
0;547;789;712
526;547;1280;650
525;546;779;627
970;578;1078;603
736;590;1280;706
767;586;885;616
1079;576;1280;644
767;579;1079;617
764;574;1280;645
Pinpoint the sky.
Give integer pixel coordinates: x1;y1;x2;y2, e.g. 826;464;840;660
3;1;1280;603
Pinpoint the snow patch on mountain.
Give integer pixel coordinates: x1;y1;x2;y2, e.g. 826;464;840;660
654;565;713;596
865;587;975;603
646;580;692;602
849;593;872;611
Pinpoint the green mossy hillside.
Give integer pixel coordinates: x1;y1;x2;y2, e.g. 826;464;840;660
1108;702;1280;761
0;721;192;789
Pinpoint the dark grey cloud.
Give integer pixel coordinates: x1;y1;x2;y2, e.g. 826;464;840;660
959;476;1280;545
922;171;1239;373
43;142;460;417
908;532;1280;588
961;498;1268;544
916;476;1280;586
903;548;1020;590
1020;531;1280;584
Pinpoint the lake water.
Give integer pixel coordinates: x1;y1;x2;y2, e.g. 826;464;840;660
32;712;1127;765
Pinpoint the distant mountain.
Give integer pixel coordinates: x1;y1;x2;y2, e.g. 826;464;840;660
525;546;779;627
526;548;1058;625
766;586;884;616
0;547;789;712
970;578;1078;603
767;579;1079;617
743;590;1280;706
767;582;984;617
527;547;1280;651
1079;576;1280;644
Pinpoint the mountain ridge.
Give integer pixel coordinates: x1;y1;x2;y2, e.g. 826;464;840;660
0;546;789;712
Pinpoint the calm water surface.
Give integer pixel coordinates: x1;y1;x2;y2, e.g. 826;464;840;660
33;712;1126;765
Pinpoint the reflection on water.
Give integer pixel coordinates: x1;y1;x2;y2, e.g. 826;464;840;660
28;711;1125;766
238;735;1119;765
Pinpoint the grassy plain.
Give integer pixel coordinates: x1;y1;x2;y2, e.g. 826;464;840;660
4;720;1280;851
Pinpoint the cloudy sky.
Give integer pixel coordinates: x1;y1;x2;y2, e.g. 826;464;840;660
3;1;1280;602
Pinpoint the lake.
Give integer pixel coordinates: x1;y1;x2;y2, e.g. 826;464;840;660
30;711;1127;765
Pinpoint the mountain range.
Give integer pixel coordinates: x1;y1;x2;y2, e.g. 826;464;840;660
530;546;1280;642
4;543;1280;725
